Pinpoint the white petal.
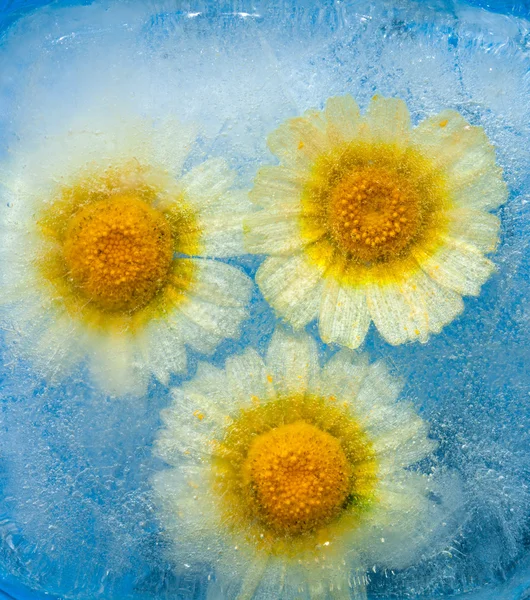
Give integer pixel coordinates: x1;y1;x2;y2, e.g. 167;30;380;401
140;321;187;386
318;277;370;349
156;394;216;463
256;254;324;329
199;190;253;257
182;361;235;417
180;158;236;206
355;360;403;411
357;469;462;571
317;349;370;400
161;259;251;354
237;558;270;600
308;571;364;600
171;259;250;344
411;110;486;170
4;298;84;382
370;405;438;470
366;281;428;346
414;237;496;296
188;259;253;309
178;296;248;340
366;269;465;345
360;400;423;438
402;269;464;336
166;310;220;355
249;166;305;211
451;167;507;211
411;110;507;210
29;314;84;380
446;208;500;253
159;366;239;462
154;464;220;542
266;327;319;397
200;188;252;216
88;334;149;397
374;418;437;469
250;560;286;600
324;95;362;143
363;95;411;146
267;110;329;170
360;472;436;566
225;348;275;406
245;210;323;255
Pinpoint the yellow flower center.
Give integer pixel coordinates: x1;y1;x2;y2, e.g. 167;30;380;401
63;195;174;312
300;143;449;273
213;395;378;554
328;166;422;262
243;421;351;534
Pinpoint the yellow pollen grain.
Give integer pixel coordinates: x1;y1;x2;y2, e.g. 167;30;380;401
63;194;173;312
243;421;351;534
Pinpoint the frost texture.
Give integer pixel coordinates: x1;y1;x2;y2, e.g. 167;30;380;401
0;0;529;599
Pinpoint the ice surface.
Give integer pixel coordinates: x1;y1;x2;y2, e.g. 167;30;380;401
0;0;529;598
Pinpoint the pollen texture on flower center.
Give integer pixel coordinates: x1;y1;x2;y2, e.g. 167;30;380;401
243;421;352;534
300;143;449;271
328;165;422;262
63;195;173;312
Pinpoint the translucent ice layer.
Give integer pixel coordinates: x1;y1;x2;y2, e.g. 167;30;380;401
0;1;529;599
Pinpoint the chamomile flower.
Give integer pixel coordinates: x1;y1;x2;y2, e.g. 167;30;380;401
0;116;252;396
154;327;459;600
246;95;507;348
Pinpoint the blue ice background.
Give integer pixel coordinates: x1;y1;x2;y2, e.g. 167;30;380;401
0;0;529;598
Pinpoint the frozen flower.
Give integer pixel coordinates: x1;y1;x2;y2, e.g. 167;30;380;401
0;116;252;396
246;95;507;348
154;327;459;599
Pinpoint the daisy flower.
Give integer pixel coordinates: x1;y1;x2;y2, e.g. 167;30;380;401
246;95;507;348
0;115;252;396
154;327;459;600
